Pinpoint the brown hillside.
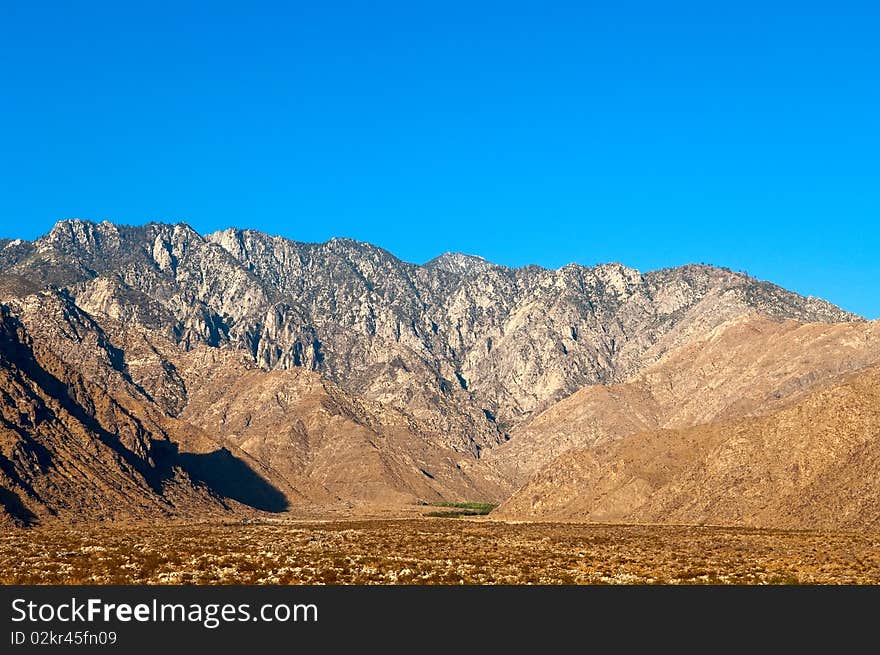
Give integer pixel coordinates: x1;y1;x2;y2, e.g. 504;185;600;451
488;315;880;485
496;362;880;530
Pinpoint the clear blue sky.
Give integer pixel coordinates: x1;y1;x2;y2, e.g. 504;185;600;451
1;2;878;316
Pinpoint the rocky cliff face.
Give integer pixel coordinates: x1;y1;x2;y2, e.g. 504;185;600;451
0;220;857;457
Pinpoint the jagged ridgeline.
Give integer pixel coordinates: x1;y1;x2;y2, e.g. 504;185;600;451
0;220;854;445
0;219;867;527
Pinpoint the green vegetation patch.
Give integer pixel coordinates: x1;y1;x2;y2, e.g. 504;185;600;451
423;501;497;518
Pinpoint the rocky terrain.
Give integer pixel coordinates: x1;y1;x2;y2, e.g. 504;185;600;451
0;220;855;451
0;287;506;525
3;520;879;585
0;295;224;527
488;315;880;485
496;361;880;529
1;218;878;532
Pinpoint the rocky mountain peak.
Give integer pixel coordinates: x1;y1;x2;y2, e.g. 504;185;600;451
43;218;114;252
424;252;494;275
0;219;862;453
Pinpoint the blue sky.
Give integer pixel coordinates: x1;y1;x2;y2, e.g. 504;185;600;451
1;2;878;316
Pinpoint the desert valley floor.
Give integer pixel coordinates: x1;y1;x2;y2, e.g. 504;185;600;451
2;517;879;585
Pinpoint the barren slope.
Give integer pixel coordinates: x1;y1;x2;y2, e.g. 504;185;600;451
497;362;880;530
488;315;880;484
0;302;232;526
178;357;511;507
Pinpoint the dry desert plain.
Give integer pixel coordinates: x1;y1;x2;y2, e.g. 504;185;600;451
2;517;879;585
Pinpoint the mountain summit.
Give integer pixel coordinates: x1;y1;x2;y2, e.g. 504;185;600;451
424;252;494;275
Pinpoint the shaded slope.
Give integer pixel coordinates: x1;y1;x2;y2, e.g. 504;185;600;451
0;304;227;524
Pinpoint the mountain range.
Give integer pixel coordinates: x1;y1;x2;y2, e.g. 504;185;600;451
1;219;877;530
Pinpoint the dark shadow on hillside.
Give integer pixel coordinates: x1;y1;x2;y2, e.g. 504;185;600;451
0;487;39;527
0;312;288;514
0;314;289;522
177;448;289;512
0;311;173;494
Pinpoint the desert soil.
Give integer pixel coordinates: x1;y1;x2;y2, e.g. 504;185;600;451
2;518;879;585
